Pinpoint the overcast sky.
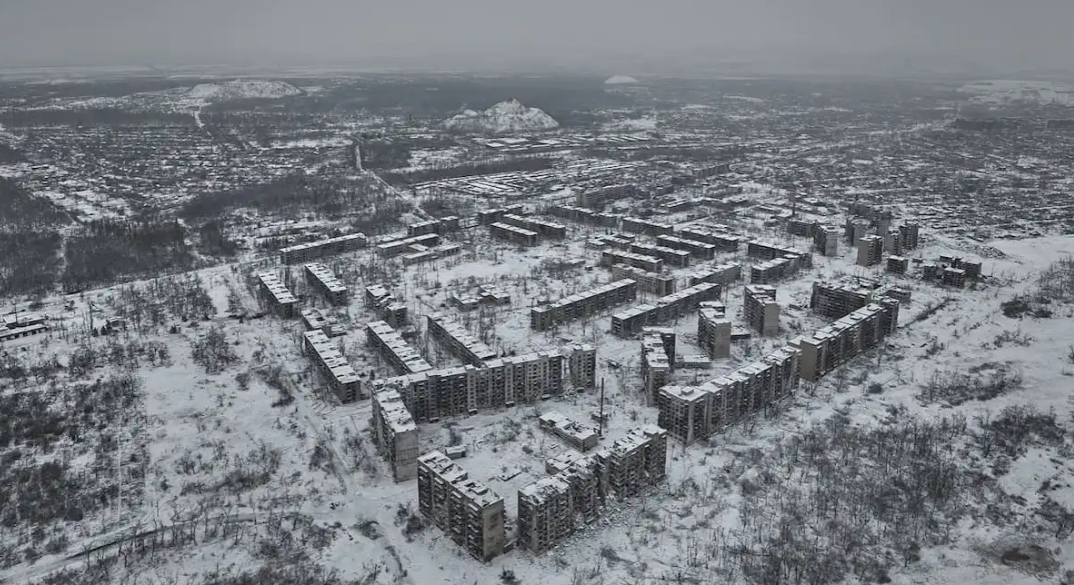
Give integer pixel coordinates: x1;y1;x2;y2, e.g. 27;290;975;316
1;0;1072;73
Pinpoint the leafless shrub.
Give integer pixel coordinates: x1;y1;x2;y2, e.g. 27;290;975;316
919;366;1023;405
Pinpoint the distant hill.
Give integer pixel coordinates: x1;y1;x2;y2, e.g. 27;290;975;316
959;80;1074;107
604;75;640;85
441;99;559;135
183;79;304;102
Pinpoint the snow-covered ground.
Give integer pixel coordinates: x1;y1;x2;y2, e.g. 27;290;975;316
959;80;1074;107
442;99;559;135
2;213;1074;585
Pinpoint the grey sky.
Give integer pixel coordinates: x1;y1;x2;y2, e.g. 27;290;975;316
1;0;1072;72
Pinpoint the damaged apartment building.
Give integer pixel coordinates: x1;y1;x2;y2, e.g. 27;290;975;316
658;347;801;444
417;452;506;562
611;282;721;337
791;298;900;382
517;426;667;554
531;279;637;331
303;330;361;402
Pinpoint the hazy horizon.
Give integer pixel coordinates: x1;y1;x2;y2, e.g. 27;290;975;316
2;0;1073;76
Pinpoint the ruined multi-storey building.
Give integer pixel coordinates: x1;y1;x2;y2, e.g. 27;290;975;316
370;387;419;481
657;347;801;444
304;262;348;305
257;272;297;318
790;299;900;382
744;284;780;336
610;282;721;337
697;302;732;359
426;313;497;366
366;320;433;375
530;280;637;331
417;452;505;562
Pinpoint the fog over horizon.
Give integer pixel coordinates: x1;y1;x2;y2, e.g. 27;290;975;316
2;0;1073;75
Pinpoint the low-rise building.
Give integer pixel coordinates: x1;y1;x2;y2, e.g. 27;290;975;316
538;412;599;451
376;234;441;258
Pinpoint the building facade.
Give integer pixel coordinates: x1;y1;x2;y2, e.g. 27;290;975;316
744;284;780;336
531;280;637;331
417;452;505;562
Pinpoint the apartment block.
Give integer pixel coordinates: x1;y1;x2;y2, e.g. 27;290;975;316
530;280;638;331
376;234;441;258
611;282;721;337
622;217;674;237
257;272;297;318
590;234;636;251
594;426;668;499
744;284;780;336
303;330;361;402
547;204;621;228
370;387;419;482
641;331;672;404
883;231;903;256
600;249;663;273
301;307;334;336
787;218;817;238
814;226;840;257
750;256;799;285
747;241;813;269
611;263;676;296
899;223;920;250
565;344;597;389
857;235;884;267
427;313;497;366
655;234;717;260
676;227;741;252
791;299;900;382
538;412;599;451
845;219;872;246
887;256;909;275
688;262;741;287
657;347;801;444
644;326;677;366
477;204;525;225
629;243;691;268
698;303;732;359
304;263;348;305
501;214;568;240
371;350;564;422
489;222;538;247
402;243;463;266
518;424;665;555
366;320;433;375
407;219;444;238
517;474;583;554
417;452;505;562
575;184;638;209
810;281;873;320
942;267;967;288
279;232;367;265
